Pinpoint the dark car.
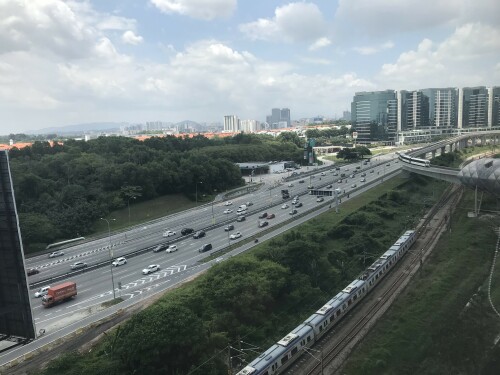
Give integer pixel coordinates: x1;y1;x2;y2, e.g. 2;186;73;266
258;221;269;228
198;243;212;253
236;216;246;222
295;202;303;208
258;212;267;219
224;224;234;231
289;209;298;215
181;228;194;235
266;213;275;219
153;244;167;253
299;180;305;183
193;230;206;239
27;268;39;276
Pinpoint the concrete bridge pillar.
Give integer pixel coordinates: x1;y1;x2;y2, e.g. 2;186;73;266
481;136;486;146
441;146;446;156
432;150;436;159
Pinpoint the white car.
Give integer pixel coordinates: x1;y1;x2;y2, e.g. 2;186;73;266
321;172;326;176
163;230;176;237
224;201;233;206
166;245;178;253
230;232;242;240
281;203;289;209
223;209;233;214
48;251;64;258
142;264;160;275
287;183;294;187
34;286;50;298
112;257;127;267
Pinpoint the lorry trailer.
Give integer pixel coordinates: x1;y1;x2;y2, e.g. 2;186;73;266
42;281;77;307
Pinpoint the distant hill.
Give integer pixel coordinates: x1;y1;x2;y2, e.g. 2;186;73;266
26;122;128;135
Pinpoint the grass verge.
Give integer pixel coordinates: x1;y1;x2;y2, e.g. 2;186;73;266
342;190;500;375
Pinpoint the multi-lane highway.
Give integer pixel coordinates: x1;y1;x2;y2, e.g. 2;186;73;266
24;154;400;335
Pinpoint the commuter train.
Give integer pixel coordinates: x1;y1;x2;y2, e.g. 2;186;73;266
397;152;430;167
236;230;416;375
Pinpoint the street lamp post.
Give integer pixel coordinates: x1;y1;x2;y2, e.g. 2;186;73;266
100;218;117;300
211;189;217;224
127;196;136;227
195;181;203;206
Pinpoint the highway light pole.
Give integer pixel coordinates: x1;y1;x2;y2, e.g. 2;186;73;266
101;218;117;300
212;189;217;224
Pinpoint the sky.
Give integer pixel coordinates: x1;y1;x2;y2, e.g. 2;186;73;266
1;0;499;134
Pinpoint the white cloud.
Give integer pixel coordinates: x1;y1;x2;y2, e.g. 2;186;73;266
122;30;143;45
150;0;236;20
379;23;500;88
309;37;331;51
97;15;137;31
353;40;394;55
240;2;328;44
335;0;500;37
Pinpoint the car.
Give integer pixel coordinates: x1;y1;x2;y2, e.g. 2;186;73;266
386;163;390;166
48;251;64;258
351;184;357;188
307;185;314;189
258;221;269;228
224;201;233;206
245;201;254;206
333;172;338;176
266;213;275;219
335;167;340;170
224;224;235;231
163;230;176;237
181;228;194;235
166;245;178;253
237;210;246;216
295;202;303;208
230;232;242;240
258;212;267;219
356;166;361;169
70;261;87;270
360;178;366;182
361;173;366;177
193;230;206;239
198;243;212;253
112;257;127;267
223;209;233;214
338;179;343;183
349;174;355;178
281;203;289;209
289;209;298;215
34;286;51;298
153;244;167;252
326;184;333;189
288;183;294;187
27;268;39;276
142;264;160;275
321;172;326;176
236;216;246;222
236;207;246;213
299;180;305;183
316;197;324;202
370;169;374;173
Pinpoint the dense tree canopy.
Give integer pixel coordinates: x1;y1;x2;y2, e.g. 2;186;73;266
9;135;303;249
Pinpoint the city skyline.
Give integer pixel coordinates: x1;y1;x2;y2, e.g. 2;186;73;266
1;1;499;135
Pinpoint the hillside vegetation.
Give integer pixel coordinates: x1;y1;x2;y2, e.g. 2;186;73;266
9;133;303;252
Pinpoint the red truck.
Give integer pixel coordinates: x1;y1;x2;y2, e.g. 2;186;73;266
42;281;77;307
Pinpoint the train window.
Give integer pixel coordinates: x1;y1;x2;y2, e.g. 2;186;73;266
263;372;269;375
336;311;340;317
353;295;358;301
348;299;352;306
291;347;298;356
281;355;289;365
307;336;311;342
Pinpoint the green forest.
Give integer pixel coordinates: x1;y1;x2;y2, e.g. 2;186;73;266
8;133;303;251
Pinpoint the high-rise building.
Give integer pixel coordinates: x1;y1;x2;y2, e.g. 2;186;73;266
489;86;500;127
460;86;489;128
342;111;351;121
351;90;397;143
280;108;291;127
421;88;459;128
266;108;291;128
223;115;240;132
240;119;260;133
